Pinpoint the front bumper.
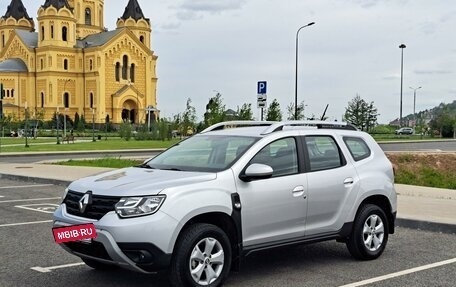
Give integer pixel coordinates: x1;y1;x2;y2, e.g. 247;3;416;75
53;204;178;273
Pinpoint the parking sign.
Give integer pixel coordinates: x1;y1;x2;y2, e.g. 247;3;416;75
257;81;267;94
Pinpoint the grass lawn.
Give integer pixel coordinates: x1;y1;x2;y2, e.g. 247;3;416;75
0;137;57;145
0;138;180;153
55;157;142;169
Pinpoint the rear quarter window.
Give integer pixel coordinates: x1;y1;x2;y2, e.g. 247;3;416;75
343;137;371;161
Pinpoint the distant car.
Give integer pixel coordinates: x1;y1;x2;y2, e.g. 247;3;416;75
395;127;414;135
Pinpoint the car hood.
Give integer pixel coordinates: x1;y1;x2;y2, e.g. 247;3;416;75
68;167;217;196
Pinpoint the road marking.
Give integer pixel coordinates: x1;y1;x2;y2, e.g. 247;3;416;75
0;197;60;204
31;262;85;273
339;257;456;287
0;184;54;190
0;220;52;228
15;203;59;214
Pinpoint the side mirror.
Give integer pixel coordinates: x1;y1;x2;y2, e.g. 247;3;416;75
240;163;273;182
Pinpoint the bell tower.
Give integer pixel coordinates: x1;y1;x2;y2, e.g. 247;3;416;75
37;0;77;48
67;0;104;39
116;0;152;49
0;0;35;53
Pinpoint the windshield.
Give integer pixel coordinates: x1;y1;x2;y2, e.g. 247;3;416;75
145;135;259;172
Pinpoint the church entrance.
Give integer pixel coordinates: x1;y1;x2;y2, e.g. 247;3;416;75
121;100;138;123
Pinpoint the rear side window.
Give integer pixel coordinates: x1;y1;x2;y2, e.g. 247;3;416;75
305;136;344;172
344;137;371;161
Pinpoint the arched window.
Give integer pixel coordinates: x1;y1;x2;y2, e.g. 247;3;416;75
85;8;92;25
41;26;44;40
41;92;45;108
90;93;94;108
64;59;68;70
51;25;54;38
115;62;120;81
122;55;128;80
130;64;135;83
62;26;68;41
89;59;93;71
64;92;69;108
11;89;14;97
7;90;10;97
1;34;4;47
40;59;44;70
139;35;144;44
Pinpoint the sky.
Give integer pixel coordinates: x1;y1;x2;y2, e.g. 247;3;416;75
6;0;456;123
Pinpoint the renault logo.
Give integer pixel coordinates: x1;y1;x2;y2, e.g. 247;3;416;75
79;191;92;213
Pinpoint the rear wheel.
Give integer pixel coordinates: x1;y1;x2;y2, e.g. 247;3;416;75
346;204;389;260
169;223;232;287
82;258;117;270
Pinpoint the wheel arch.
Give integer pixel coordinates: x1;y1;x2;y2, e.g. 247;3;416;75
357;195;395;234
172;211;241;270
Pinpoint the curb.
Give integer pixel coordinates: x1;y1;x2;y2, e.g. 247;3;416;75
0;173;71;187
396;218;456;235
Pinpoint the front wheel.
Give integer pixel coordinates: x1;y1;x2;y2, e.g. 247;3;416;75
346;204;389;260
169;224;232;287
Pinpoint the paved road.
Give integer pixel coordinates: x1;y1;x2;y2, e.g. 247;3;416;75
379;140;456;152
0;178;455;287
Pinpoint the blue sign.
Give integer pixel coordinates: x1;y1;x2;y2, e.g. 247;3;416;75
257;81;267;94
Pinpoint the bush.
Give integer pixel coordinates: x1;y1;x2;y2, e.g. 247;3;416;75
119;122;132;141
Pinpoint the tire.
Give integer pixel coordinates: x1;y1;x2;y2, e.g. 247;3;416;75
82;258;117;270
346;204;389;260
169;223;232;287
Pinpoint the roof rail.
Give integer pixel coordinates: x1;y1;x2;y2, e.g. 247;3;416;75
261;121;357;135
201;121;276;134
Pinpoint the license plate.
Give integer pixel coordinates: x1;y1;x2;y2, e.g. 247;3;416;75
52;223;97;244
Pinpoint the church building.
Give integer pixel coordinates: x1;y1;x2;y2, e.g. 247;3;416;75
0;0;158;124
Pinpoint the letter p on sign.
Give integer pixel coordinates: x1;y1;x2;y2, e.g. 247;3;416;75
257;81;267;95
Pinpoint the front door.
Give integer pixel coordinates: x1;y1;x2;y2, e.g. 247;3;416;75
236;137;308;247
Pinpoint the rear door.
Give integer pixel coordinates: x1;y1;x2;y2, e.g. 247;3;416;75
302;135;360;236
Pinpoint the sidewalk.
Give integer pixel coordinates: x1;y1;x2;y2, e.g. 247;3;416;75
0;162;454;234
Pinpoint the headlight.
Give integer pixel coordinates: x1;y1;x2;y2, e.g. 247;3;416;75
115;196;166;218
61;188;69;203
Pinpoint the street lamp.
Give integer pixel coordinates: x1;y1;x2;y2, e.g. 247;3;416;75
399;44;406;127
24;102;29;148
91;108;96;142
410;86;422;128
56;107;60;144
294;22;315;120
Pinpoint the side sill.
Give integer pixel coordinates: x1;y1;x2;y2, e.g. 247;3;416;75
242;222;353;257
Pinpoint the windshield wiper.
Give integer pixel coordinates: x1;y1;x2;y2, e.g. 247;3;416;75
137;163;155;169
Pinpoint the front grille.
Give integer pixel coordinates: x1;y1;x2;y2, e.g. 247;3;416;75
64;190;120;220
64;241;112;261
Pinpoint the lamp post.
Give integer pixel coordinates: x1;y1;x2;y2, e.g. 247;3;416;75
294;22;315;120
24;102;29;148
92;108;96;142
399;44;406;127
56;107;61;144
410;86;422;128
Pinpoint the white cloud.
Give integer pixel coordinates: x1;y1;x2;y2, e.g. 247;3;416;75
180;0;246;13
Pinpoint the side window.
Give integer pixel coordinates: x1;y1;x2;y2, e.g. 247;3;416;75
305;136;344;172
250;138;298;177
344;137;371;161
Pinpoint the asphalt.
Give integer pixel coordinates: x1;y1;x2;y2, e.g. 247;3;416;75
0;155;454;234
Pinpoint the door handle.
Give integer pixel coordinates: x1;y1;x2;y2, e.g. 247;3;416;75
344;178;354;185
292;186;305;198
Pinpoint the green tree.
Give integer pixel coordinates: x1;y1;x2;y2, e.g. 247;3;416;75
266;99;282;121
204;93;225;127
237;103;254;120
430;108;455;138
287;101;306;120
344;94;378;131
181;98;197;136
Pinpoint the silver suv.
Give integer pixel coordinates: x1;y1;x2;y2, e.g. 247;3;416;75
53;121;397;287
